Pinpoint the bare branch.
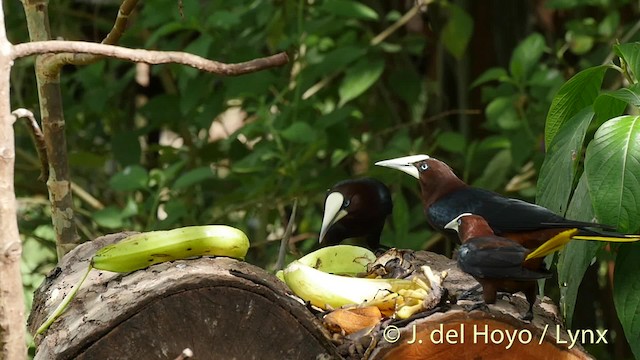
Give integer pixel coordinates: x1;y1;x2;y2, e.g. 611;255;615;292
13;41;290;76
275;199;298;271
12;108;48;181
51;0;139;66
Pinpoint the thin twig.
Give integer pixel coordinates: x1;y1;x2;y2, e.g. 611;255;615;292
51;0;139;66
370;4;421;46
275;199;298;271
12;41;289;76
377;109;482;135
12;108;48;181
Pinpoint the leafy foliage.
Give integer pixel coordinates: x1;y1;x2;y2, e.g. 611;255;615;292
8;0;640;358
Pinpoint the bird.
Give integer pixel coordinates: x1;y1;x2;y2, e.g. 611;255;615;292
318;178;392;249
444;213;552;320
375;154;640;249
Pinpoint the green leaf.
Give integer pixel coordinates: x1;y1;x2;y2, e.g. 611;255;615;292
321;0;378;21
109;165;149;191
485;96;520;130
595;83;640;110
470;67;509;88
615;43;640;83
613;242;640;359
173;167;215;190
338;58;385;106
93;206;124;229
598;12;619;37
585;115;640;232
441;4;473;60
281;122;317;143
545;65;609;148
557;173;601;326
112;132;141;167
391;192;410;244
510;33;546;83
472;149;512;190
536;107;594;214
436;131;466;154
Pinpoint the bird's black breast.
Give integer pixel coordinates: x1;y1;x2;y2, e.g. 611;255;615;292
457;237;551;280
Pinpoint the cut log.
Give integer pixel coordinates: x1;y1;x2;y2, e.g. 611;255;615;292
28;233;594;359
28;233;340;359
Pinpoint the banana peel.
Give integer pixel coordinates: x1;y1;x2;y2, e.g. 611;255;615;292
282;245;446;319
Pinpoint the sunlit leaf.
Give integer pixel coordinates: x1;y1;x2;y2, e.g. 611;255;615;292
585;115;640;232
545;65;609;148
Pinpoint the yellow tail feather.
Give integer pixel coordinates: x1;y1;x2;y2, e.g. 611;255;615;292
525;229;578;260
525;230;640;261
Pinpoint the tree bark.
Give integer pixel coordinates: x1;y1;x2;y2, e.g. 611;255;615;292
29;234;594;360
0;2;26;358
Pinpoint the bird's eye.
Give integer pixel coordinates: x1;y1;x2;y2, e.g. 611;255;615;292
419;163;428;171
457;218;462;226
343;199;351;207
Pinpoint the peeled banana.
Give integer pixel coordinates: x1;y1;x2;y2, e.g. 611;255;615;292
91;225;250;273
282;245;446;319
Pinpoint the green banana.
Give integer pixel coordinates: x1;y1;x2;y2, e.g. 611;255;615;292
91;225;250;273
37;225;250;335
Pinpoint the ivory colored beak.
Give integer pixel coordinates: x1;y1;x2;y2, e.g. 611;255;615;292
374;155;430;179
319;192;349;243
444;213;473;232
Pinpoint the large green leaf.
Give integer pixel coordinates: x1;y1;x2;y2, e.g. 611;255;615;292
510;33;546;84
545;65;610;148
556;174;602;326
585;115;640;232
441;4;473;60
615;43;640;83
338;58;385;106
536;107;594;214
613;242;640;359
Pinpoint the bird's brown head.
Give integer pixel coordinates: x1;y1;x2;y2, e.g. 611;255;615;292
444;213;495;242
375;155;466;207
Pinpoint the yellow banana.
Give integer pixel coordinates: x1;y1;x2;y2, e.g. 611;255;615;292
91;225;250;273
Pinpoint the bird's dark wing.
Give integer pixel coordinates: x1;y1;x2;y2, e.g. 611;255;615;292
457;237;551;280
428;187;611;233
